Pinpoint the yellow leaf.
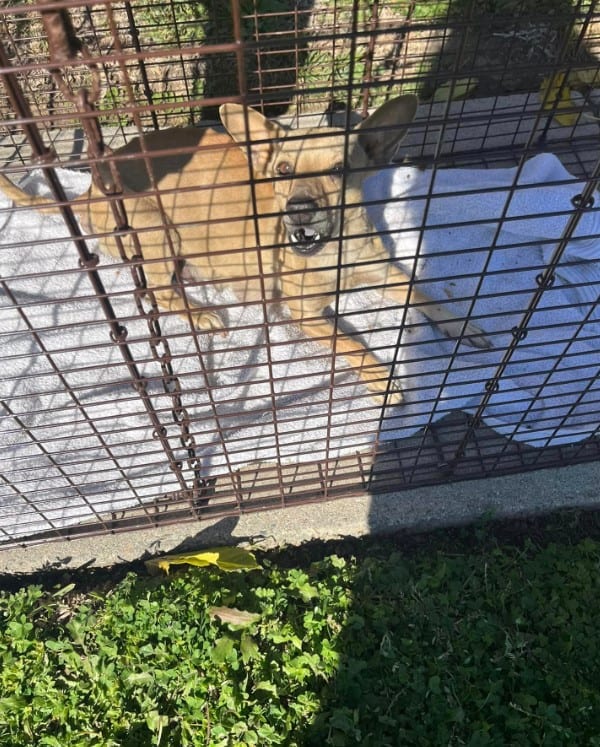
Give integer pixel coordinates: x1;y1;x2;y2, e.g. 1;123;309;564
432;77;477;102
539;73;578;127
569;67;600;88
145;546;261;575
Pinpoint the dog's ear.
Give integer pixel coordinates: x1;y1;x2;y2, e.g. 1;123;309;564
220;103;285;174
354;94;418;165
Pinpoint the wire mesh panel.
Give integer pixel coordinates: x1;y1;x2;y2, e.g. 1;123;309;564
1;0;599;548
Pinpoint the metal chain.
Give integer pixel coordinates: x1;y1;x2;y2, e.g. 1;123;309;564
39;1;211;510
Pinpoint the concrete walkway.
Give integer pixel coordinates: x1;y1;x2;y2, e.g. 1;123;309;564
2;460;599;574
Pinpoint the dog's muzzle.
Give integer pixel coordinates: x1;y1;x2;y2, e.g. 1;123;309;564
284;197;327;256
289;225;322;254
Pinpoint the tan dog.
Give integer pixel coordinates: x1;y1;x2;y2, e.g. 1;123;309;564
0;94;488;404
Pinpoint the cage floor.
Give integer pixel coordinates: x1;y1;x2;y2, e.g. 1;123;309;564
1;91;600;549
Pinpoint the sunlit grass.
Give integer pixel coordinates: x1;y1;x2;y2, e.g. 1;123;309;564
1;525;600;745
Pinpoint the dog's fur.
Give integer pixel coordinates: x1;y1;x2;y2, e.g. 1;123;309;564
0;95;488;404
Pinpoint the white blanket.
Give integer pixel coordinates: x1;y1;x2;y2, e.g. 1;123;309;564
1;152;599;538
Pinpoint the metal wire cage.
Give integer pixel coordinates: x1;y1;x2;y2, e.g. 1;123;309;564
1;0;599;549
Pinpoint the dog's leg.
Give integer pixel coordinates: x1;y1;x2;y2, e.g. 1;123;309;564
385;265;490;348
351;261;490;349
142;256;226;335
286;297;403;404
118;204;226;335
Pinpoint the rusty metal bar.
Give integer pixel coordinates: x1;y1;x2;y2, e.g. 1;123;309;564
230;0;288;507
1;0;599;548
0;22;194;501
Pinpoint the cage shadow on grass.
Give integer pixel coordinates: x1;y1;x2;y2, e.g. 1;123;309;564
1;0;600;602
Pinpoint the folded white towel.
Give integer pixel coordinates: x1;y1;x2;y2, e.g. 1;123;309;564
1;152;598;538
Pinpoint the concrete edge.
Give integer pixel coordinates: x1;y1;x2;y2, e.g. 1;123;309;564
1;460;599;575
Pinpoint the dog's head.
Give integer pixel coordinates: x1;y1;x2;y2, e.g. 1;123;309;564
220;95;417;256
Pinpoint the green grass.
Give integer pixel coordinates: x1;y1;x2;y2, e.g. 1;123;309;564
2;518;600;746
4;0;592;127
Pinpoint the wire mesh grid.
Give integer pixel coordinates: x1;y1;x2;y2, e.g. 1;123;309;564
1;0;599;548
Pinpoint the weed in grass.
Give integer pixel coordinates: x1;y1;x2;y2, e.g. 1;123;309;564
1;538;600;745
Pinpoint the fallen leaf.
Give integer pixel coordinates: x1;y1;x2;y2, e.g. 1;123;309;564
145;546;261;575
432;77;477;102
209;606;261;626
539;72;578;127
569;67;600;88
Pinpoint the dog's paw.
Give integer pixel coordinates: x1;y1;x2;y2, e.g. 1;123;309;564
192;310;228;338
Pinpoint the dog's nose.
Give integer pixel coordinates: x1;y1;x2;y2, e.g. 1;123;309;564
284;196;318;225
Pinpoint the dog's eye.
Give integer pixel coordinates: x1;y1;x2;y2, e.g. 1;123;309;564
330;161;345;177
276;161;293;176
